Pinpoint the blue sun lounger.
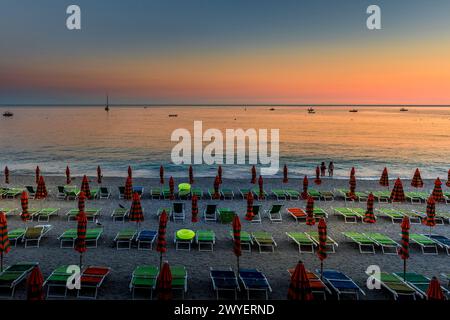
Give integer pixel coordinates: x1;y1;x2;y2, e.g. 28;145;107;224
136;230;158;250
210;267;240;299
238;268;272;300
317;269;365;300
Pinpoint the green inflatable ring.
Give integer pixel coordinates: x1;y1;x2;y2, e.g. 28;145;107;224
178;183;191;191
176;229;195;240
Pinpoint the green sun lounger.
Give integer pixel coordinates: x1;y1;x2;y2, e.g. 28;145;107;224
272;189;287;200
313;207;328;219
208;188;221;200
305;231;338;253
217;208;235;224
64;186;81;200
130;265;159;299
44;265;73;298
251;232;277;253
342;232;376;254
58;228;103;248
196;230;216;251
434;211;450;224
190;187;203;199
150;187;161;199
319;190;335;201
4;188;24;199
364;233;400;254
0;208;17;217
0;262;39;298
111;208;129;222
372;190;391;202
286;232;315;253
369;272;417;300
252;188;268;200
114;229;137;249
171;266;188;298
178;188;191;199
239;188;252;199
405;192;429;204
284;189;300;200
308;189;321;200
33;208;60;222
265;204;284;222
66;208;101;221
229;230;253;252
27;208;41;219
396;209;423;224
393;272;450;299
333;207;361;223
409;233;438;255
23;225;53;248
8;228;26;246
221;188;234;200
162;187;171;199
376;208;404;223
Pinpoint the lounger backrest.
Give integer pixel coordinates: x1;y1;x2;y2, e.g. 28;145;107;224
58;186;65;193
25;227;43;238
206;204;217;214
173;203;184;213
252;205;261;215
118;186;125;194
100;187;108;193
26;186;35;193
270;204;283;213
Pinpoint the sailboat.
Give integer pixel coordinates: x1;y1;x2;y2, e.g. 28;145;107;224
105;94;110;112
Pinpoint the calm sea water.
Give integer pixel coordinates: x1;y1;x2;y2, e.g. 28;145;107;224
0;106;449;180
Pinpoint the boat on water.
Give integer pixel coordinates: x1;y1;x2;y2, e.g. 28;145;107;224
307;107;315;114
269;107;275;111
349;109;358;113
2;111;13;117
400;108;409;112
105;94;110;111
169;114;178;117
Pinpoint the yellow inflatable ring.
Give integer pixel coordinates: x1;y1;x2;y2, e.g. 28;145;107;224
176;229;195;240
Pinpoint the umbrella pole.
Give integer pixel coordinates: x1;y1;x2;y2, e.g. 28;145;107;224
320;261;323;280
237;256;240;273
159;252;163;270
1;252;3;272
79;253;83;269
403;260;406;281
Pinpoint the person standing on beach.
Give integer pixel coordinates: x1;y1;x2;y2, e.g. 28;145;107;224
320;162;326;176
328;162;334;177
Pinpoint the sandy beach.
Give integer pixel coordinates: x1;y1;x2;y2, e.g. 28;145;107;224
1;174;449;300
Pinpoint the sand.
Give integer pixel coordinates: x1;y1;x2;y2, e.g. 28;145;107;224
1;174;449;300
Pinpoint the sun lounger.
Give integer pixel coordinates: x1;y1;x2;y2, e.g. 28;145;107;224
372;190;391;203
77;266;110;299
136;230;157;250
409;233;438;255
203;204;218;222
250;205;262;223
27;208;41;219
210;267;240;299
239;269;272;300
308;189;321;200
342;232;376;254
251;232;277;253
57;186;67;200
65;186;81;200
66;208;101;222
285;189;300;200
445;192;450;204
0;208;17;217
114;229;137;249
161;187;171;199
252;188;268;200
150;187;161;199
208;188;221;200
118;186;125;199
333;207;361;223
336;189;368;202
217;208;235;224
376;208;404;223
405;191;429;204
191;187;203;199
172;202;185;222
396;209;423;224
265;204;283;222
0;262;39;298
221;188;234;200
429;211;448;225
313;207;328;219
44;265;73;298
175;229;195;251
364;232;400;254
393;272;449;299
196;230;216;251
319;269;365;300
132;186;144;197
171;265;188;298
129;265;159;299
4;188;23;199
99;187;111;199
369;272;417;300
229;230;253;252
8;228;26;247
286;207;306;223
287;268;331;299
425;234;450;255
286;232;315;253
239;188;251;199
33;208;60;222
319;190;335;201
58;228;103;248
25;186;36;199
272;189;287;200
306;231;338;253
24;225;53;248
111;208;129;222
178;188;190;200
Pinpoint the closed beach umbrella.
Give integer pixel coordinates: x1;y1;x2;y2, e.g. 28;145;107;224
128;166;132;178
251;165;256;184
314;166;321;185
427;277;445;300
245;191;254;221
169;176;175;200
432;178;444;202
21;191;30;222
363;193;376;223
66;166;71;185
27;266;44;300
446;169;450;188
301;176;309;200
218;166;223;184
213;175;220;199
160;165;164;184
35;176;48;199
348;174;357;200
423;196;436;235
191;194;199;223
283;164;288;183
4;166;9;184
78;191;86;213
35;166;40;185
157;262;172;300
258;175;265;200
75;210;87;268
411;168;424;188
124;176;133;200
317;218;327;279
399;216;410;280
189;165;194;185
156;210;168;269
232;215;242;271
379;167;389;188
350;167;355;177
0;212;11;272
287;260;313;301
80;175;91;199
390;178;405;203
97;165;102;184
306;197;315;226
129;192;144;231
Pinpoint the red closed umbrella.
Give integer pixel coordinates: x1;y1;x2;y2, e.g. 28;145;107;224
35;176;47;199
191;195;199;223
189;165;194;185
0;212;11;272
213;175;220;199
426;277;445;300
78;191;86;213
411;168;423;188
432;178;444;202
66;166;71;185
156;210;168;268
157;262;172;300
4;166;9;184
129;192;144;231
379;167;389;188
258;175;265;200
314;166;321;185
80;175;91;199
245;191;254;221
169;176;175;200
232;215;242;271
128;166;132;178
97;165;102;184
301;176;309;200
317;218;327;279
27;266;44;300
160;165;164;184
35;166;40;185
348;174;357;200
446;169;450;188
287;261;313;301
423;196;436;235
305;197;315;226
390;178;405;203
218;166;223;184
75;210;87;268
251;165;256;184
350;167;355;177
399;216;410;280
283;164;288;183
21;191;30;222
363;193;376;223
124;176;133;200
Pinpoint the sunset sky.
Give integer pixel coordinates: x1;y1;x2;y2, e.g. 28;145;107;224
1;0;450;105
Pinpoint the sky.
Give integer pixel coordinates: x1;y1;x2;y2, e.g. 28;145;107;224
1;0;450;105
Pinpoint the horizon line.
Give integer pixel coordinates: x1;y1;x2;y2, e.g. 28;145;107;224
2;103;450;107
